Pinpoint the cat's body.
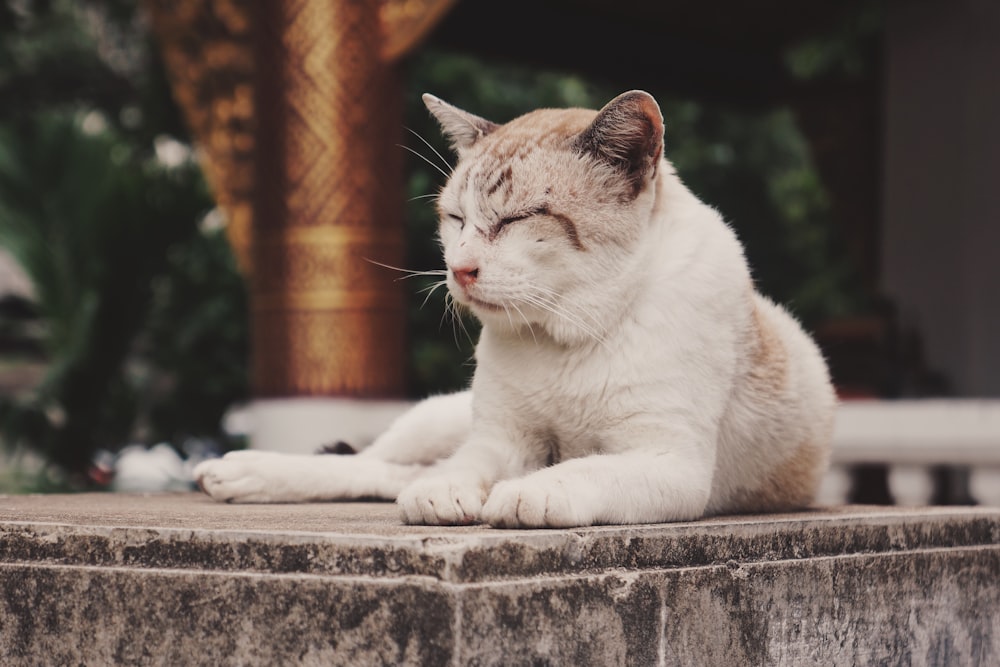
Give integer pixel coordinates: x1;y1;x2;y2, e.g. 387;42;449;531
195;91;836;528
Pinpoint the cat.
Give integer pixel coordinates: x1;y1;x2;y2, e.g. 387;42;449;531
194;90;837;528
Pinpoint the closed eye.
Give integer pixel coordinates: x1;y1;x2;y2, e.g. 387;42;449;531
497;206;547;231
493;205;584;250
446;213;465;228
497;213;530;229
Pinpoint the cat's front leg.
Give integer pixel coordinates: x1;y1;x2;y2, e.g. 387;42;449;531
360;391;472;464
195;391;473;504
397;429;533;525
481;450;713;528
194;451;426;503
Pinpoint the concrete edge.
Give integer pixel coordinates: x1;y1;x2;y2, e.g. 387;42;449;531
2;505;998;583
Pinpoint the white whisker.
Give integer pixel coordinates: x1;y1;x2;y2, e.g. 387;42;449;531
455;303;475;346
442;294;460;346
509;301;538;344
419;279;449;309
417;279;448;294
501;304;518;338
405;127;453;175
526;285;609;337
521;291;609;348
397;143;451;179
442;293;475;348
439;295;454;336
363;258;448;281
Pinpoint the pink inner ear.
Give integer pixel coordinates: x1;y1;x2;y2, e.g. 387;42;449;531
583;93;661;153
611;92;663;157
578;92;664;195
630;96;664;158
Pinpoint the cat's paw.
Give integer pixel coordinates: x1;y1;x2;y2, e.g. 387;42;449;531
481;477;588;528
397;475;487;526
194;452;285;503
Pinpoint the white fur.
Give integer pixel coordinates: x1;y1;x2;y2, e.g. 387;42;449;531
195;92;836;527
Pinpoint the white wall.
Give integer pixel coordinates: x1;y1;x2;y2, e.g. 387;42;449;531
882;0;1000;396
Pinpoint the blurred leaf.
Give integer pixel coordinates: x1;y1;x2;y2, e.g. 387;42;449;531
0;112;210;472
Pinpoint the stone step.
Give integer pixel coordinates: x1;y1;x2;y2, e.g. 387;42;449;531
1;494;997;665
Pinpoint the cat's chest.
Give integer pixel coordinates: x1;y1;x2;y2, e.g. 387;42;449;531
476;334;641;447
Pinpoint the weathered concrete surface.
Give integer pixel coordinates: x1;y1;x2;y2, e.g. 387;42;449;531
0;494;998;666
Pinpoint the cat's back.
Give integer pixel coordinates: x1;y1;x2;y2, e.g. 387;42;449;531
634;182;836;514
707;290;837;515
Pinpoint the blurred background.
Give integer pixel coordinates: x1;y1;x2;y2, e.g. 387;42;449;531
0;0;996;499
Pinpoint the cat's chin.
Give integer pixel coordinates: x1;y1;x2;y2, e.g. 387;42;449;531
461;295;504;314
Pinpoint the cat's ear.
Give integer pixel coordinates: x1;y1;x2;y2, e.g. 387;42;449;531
576;90;665;193
422;93;499;151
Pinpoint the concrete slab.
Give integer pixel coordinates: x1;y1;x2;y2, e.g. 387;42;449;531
1;494;998;665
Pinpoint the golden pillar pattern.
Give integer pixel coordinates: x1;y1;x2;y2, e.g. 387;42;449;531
147;0;256;272
251;0;406;397
148;0;456;399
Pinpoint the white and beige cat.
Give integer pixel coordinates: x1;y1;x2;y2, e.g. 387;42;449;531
194;90;836;528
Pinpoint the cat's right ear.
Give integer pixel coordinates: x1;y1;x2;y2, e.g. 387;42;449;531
422;94;498;152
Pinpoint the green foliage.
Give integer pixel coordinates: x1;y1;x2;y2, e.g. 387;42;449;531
0;112;212;473
0;2;247;479
786;4;883;80
139;223;249;444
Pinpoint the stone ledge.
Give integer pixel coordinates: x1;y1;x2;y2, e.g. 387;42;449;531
2;494;998;582
1;494;998;665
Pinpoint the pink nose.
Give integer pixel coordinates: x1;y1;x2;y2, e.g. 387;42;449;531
451;266;479;288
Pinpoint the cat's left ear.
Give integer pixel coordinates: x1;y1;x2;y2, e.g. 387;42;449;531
422;93;499;152
576;90;665;194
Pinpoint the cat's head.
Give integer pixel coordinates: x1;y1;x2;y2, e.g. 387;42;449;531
424;91;666;345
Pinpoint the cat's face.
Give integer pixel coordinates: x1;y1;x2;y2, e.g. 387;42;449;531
425;91;665;344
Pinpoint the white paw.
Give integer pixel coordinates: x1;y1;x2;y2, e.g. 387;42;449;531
194;453;281;503
397;475;487;526
481;478;588;528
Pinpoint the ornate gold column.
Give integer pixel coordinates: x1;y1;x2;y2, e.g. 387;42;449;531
147;0;256;272
251;0;409;398
149;0;455;404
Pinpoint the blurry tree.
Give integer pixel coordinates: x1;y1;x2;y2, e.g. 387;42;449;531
139;219;248;446
0;114;210;473
0;0;246;480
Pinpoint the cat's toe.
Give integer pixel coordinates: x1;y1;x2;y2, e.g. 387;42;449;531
194;459;268;503
216;449;279;461
397;477;485;525
482;479;583;528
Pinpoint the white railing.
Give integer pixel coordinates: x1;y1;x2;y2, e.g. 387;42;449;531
818;399;1000;507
